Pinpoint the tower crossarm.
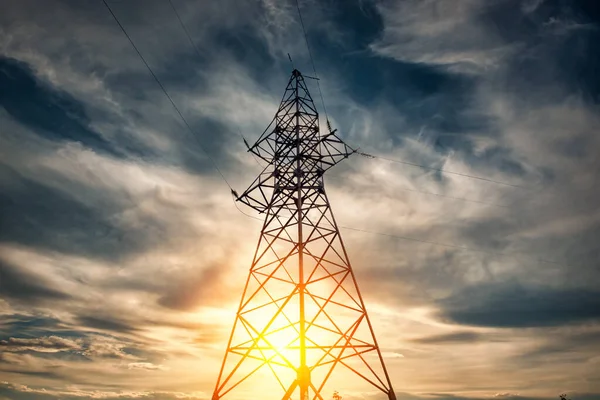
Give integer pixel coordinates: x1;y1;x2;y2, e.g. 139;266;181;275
236;164;275;213
319;128;356;172
237;69;356;213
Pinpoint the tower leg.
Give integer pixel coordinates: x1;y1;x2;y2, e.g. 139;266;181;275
298;365;310;400
282;380;298;400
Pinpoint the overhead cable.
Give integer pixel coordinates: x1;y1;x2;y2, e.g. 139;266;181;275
295;0;329;126
357;151;528;189
325;170;510;208
233;201;566;268
101;0;233;190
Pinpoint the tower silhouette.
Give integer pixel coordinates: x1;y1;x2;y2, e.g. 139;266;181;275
212;70;396;400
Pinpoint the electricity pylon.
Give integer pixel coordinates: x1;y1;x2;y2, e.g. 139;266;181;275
212;70;396;400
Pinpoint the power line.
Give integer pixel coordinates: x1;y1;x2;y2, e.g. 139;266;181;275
167;0;265;174
232;192;263;221
233;199;566;268
326;171;509;208
339;226;566;267
292;0;521;193
357;151;528;189
170;0;515;199
238;129;265;169
167;0;204;65
294;0;329;126
101;0;233;190
110;0;556;268
292;2;524;192
393;185;509;208
166;0;523;196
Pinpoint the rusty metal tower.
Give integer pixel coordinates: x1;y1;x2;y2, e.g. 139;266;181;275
212;69;396;400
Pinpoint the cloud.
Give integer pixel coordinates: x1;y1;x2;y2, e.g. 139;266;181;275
370;0;516;73
126;362;168;371
0;55;121;156
0;169;131;262
514;328;600;365
76;316;138;334
157;262;231;311
0;336;81;353
0;332;153;363
437;281;600;327
410;331;487;345
0;314;63;339
0;259;71;305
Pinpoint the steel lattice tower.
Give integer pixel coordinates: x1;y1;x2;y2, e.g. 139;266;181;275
212;70;396;400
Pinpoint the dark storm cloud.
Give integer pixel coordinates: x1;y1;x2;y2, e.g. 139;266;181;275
0;165;174;262
175;116;235;174
283;0;494;157
0;56;120;156
325;52;486;151
97;51;242;176
0;1;256;177
410;331;487;345
91;0;278;176
437;281;600;327
0;314;63;340
353;244;484;308
456;215;522;253
495;0;600;103
208;26;274;80
76;315;138;334
513;328;600;365
0;259;71;305
458;208;600;274
361;60;483;137
364;0;600;181
533;223;600;271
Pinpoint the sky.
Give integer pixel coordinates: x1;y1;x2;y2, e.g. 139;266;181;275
0;0;599;399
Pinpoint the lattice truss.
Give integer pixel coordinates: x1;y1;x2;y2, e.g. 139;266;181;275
213;70;396;400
